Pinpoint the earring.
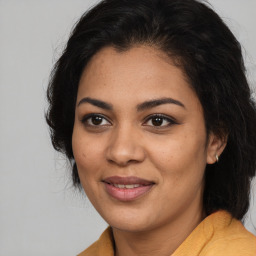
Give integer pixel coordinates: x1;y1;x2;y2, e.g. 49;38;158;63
216;154;219;163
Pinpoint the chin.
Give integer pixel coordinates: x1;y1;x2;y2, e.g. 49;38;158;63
100;208;159;233
110;220;151;233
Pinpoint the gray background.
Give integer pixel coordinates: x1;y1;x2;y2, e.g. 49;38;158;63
0;1;255;255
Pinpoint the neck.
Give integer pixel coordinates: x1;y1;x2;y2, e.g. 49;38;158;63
112;204;204;256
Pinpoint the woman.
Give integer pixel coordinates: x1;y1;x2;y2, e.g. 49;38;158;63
46;0;256;255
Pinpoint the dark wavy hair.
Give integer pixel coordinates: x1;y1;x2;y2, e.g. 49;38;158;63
46;0;256;220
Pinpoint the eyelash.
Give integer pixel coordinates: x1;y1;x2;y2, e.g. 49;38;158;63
81;114;111;127
80;113;178;128
143;114;178;128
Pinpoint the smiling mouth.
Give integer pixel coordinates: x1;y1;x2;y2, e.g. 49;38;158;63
102;176;155;201
111;184;141;189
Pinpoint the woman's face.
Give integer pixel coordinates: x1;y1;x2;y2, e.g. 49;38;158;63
72;46;219;232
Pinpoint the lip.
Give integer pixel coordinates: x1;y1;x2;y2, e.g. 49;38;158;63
102;176;155;201
103;176;154;185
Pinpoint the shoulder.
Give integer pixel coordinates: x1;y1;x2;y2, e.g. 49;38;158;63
172;211;256;256
78;227;114;256
201;212;256;256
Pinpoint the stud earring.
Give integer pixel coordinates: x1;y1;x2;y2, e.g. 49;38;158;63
216;154;219;163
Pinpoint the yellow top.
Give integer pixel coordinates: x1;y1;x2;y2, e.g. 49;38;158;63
78;211;256;256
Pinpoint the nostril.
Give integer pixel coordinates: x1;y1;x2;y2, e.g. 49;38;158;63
107;158;139;167
105;130;146;165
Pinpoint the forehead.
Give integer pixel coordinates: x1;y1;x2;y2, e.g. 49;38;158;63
78;45;200;110
80;45;183;87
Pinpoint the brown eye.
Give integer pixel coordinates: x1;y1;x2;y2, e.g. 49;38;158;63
152;117;164;126
144;114;177;127
81;114;111;127
91;116;103;125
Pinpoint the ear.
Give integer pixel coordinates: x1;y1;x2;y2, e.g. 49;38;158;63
206;132;227;164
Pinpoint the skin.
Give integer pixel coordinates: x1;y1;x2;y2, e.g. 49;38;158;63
72;46;226;256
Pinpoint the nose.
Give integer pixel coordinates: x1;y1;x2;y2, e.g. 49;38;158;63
106;125;146;166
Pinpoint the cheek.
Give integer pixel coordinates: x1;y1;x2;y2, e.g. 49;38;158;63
72;132;105;202
149;136;206;170
146;127;207;191
72;129;103;180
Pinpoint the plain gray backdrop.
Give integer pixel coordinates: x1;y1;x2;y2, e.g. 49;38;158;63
0;1;255;255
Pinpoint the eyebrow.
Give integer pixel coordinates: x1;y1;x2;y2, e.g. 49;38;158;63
77;97;113;110
77;97;185;111
137;97;185;111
